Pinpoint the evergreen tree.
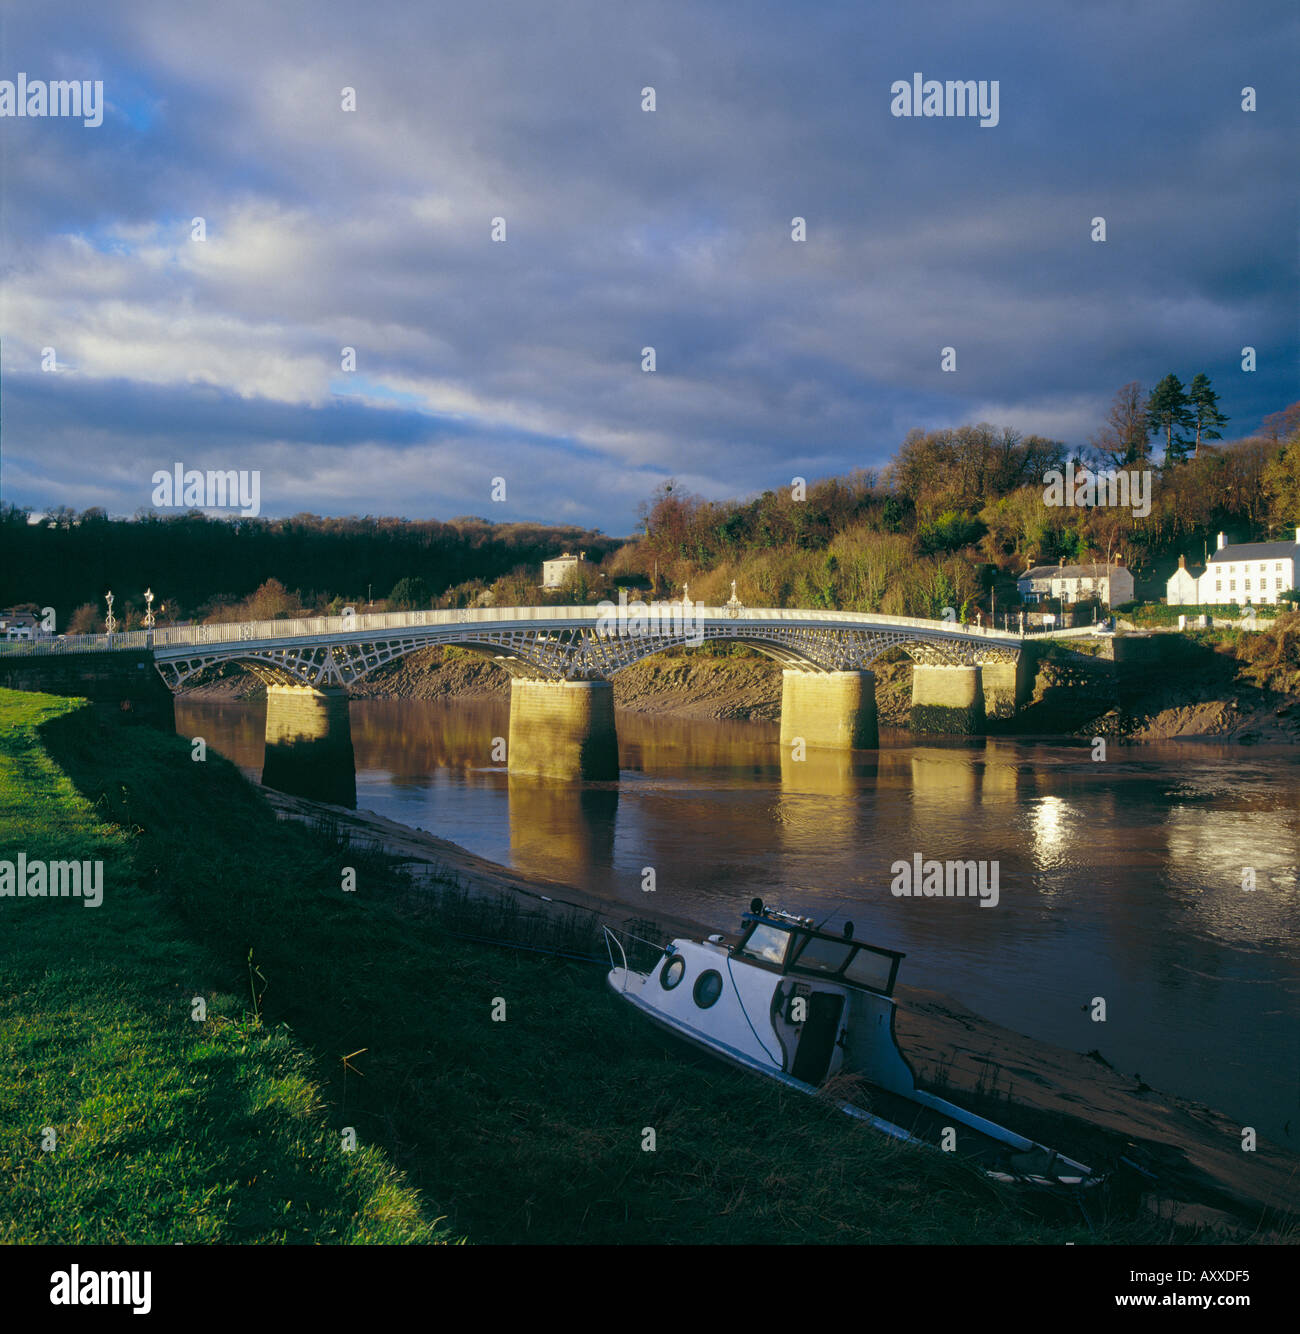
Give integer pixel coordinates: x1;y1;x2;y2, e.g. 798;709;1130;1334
388;575;432;609
1146;374;1195;465
1187;373;1228;456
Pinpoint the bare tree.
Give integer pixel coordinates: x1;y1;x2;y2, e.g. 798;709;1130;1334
1090;382;1150;467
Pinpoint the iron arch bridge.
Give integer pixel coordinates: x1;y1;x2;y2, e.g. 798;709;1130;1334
114;603;1044;692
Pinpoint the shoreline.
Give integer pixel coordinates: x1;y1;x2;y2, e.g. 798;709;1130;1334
263;781;1300;1240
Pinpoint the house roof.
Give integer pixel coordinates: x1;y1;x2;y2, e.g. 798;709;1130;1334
1020;564;1126;581
1168;565;1205;580
1207;541;1298;563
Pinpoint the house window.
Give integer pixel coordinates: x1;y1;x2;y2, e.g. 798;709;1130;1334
1216;581;1222;593
1245;580;1251;590
1230;581;1236;591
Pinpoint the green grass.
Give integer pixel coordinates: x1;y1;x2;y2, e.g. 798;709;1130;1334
0;690;445;1243
0;687;1181;1243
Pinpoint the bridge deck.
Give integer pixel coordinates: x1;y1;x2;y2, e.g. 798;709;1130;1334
0;602;1073;660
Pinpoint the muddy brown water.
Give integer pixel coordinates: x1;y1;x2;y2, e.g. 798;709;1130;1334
177;695;1300;1146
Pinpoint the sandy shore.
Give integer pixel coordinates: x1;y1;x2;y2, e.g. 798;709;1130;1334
263;783;1298;1240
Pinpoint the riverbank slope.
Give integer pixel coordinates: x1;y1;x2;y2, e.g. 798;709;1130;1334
3;687;1216;1244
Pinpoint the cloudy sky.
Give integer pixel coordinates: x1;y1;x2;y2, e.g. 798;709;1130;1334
1;0;1296;533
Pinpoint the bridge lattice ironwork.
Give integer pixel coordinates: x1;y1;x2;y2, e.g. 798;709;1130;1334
147;614;1024;691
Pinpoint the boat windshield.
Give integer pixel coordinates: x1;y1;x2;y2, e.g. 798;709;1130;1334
738;924;791;964
841;948;897;993
789;936;853;974
789;934;901;994
735;915;903;994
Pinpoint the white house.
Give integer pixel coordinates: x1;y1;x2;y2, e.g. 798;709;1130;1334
541;550;592;590
0;609;43;640
1164;555;1204;606
1181;530;1300;606
1017;556;1134;607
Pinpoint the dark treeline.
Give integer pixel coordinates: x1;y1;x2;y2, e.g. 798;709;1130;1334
0;508;620;628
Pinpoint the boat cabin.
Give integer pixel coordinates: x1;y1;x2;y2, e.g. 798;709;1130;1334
733;904;904;997
608;899;918;1095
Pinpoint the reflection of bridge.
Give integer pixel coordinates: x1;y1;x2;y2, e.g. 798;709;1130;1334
0;605;1092;780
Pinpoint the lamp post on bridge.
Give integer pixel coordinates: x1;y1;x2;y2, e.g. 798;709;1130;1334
104;591;116;637
143;588;156;645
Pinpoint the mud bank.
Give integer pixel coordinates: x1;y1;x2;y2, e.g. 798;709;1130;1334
265;783;1299;1240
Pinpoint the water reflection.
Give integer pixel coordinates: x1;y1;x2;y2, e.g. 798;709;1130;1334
177;695;1300;1143
1029;795;1071;872
509;777;618;884
261;687;357;807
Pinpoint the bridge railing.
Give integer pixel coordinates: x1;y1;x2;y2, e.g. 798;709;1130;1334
0;602;1059;658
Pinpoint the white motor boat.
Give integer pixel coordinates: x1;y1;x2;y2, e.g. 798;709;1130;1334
606;898;1102;1191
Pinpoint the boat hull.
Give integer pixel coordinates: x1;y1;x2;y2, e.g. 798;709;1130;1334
608;965;1100;1190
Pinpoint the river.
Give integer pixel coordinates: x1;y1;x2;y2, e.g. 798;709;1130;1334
177;695;1300;1146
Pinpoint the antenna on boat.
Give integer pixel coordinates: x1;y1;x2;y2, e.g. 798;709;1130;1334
813;899;853;930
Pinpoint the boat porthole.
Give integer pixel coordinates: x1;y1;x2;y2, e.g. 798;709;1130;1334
693;970;723;1009
659;956;686;990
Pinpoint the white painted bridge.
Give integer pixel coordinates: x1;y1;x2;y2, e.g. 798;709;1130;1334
0;603;1095;691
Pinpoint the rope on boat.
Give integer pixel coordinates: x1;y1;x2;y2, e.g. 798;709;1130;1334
726;952;783;1068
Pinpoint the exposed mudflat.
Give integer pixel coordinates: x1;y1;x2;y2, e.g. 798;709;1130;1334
1122;689;1300;744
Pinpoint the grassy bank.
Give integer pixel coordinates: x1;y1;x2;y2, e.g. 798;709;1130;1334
1;686;1176;1243
0;690;443;1243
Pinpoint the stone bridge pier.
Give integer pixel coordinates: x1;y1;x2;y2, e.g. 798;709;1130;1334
909;665;987;734
779;670;879;752
909;655;1032;733
979;655;1033;720
262;684;357;806
507;679;619;781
